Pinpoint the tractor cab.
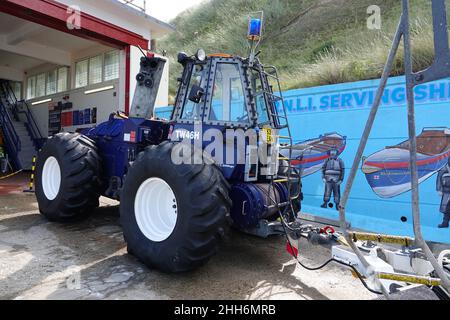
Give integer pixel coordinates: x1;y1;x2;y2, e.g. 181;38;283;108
170;51;279;130
166;48;303;236
168;50;291;182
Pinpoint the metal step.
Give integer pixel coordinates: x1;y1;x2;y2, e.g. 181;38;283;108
14;129;29;136
15;130;31;138
274;176;300;182
261;65;301;224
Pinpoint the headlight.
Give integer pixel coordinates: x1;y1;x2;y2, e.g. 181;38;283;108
196;49;206;62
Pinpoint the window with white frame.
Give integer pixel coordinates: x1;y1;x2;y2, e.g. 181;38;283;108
11;82;22;100
75;59;88;88
89;55;103;85
26;67;69;100
57;67;68;92
104;51;120;81
27;77;35;100
47;69;57;95
35;73;46;98
75;51;120;88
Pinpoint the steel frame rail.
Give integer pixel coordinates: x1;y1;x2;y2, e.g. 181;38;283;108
338;0;450;294
1;80;44;149
0;82;21;170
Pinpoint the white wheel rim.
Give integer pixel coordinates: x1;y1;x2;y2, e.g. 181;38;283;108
134;177;178;242
42;156;61;201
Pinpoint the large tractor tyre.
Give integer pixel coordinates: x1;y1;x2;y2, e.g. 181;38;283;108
35;133;102;222
120;141;231;273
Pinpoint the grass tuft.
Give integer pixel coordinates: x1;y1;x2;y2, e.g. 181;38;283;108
159;0;443;103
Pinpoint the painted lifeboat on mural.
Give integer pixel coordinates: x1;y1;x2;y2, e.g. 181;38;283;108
282;132;347;177
362;127;450;198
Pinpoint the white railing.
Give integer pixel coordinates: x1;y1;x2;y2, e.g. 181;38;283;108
117;0;146;12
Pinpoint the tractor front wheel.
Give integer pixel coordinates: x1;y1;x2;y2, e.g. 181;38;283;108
35;133;102;222
120;141;231;273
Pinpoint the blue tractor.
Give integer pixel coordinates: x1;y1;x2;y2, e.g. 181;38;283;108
35;18;303;273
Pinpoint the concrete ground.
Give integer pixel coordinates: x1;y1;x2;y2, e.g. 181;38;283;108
0;173;377;300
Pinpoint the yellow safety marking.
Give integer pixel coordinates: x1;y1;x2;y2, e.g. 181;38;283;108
278;157;290;161
262;128;274;145
377;272;441;286
24;155;38;192
349;231;415;246
274;179;288;183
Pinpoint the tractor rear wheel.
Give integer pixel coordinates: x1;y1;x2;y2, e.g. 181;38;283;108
35;133;102;222
120;141;231;273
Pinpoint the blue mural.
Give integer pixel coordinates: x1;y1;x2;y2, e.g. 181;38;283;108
156;75;450;244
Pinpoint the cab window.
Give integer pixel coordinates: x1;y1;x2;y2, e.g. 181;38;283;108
251;70;270;124
209;63;248;123
181;64;207;120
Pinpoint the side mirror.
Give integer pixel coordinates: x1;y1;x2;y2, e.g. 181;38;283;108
188;85;204;103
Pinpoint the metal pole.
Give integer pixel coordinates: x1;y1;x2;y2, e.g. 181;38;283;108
338;16;404;269
402;0;450;292
335;14;405;298
431;0;449;56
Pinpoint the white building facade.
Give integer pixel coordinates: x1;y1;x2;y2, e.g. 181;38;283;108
0;0;173;136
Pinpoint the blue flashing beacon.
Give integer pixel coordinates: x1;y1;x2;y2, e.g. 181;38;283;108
248;18;262;40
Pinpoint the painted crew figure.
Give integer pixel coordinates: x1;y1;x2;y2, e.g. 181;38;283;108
437;158;450;228
321;148;345;210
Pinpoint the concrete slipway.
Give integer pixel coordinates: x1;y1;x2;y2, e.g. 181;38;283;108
0;173;380;300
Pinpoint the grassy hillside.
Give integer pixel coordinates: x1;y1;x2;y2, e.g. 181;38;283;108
159;0;441;102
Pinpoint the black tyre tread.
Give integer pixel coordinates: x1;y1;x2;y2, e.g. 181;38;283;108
36;133;102;222
121;141;231;272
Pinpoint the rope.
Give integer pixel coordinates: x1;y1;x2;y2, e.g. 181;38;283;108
0;169;23;180
278;212;384;295
283;229;384;295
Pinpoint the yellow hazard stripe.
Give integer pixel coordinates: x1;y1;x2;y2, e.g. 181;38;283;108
349;232;415;246
377;272;441;286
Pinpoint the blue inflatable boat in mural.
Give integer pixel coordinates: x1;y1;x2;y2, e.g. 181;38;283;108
362;128;450;198
282;132;346;177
